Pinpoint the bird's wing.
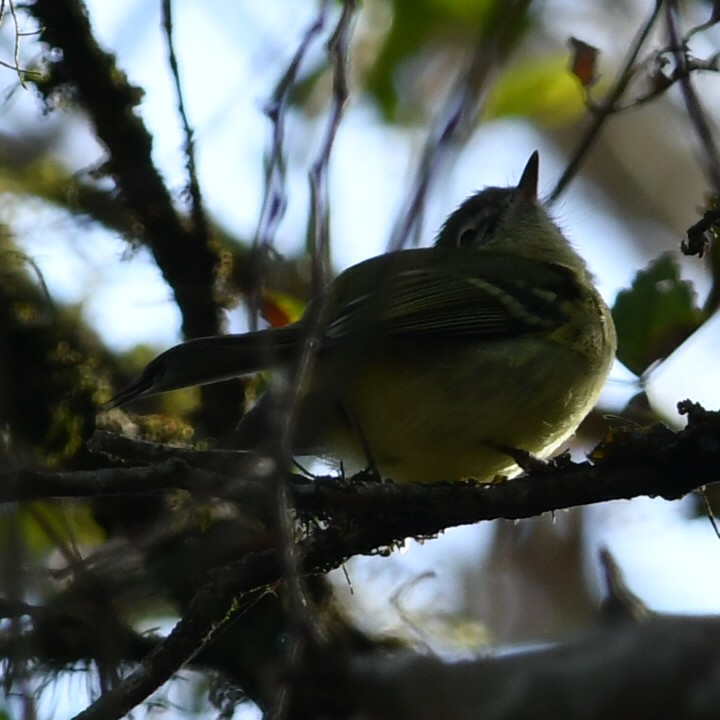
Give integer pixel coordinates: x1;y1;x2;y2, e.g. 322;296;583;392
324;249;578;342
107;250;580;407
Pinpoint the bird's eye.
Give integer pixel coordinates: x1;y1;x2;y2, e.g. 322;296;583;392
462;201;511;247
458;216;496;248
435;189;515;250
458;227;476;248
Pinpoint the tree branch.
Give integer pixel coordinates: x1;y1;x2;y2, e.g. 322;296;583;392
29;0;221;341
62;400;720;720
299;614;720;720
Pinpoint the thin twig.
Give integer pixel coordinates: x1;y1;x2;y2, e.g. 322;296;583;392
697;487;720;541
70;556;279;720
0;0;42;83
682;2;720;45
161;0;209;240
3;457;37;720
307;0;354;285
601;50;720;113
268;5;357;718
387;0;532;250
665;1;720;321
285;0;356;473
549;0;665;204
9;0;26;88
244;4;336;679
249;4;329;327
665;0;720;192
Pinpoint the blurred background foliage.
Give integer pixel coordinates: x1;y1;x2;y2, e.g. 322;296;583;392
2;0;720;717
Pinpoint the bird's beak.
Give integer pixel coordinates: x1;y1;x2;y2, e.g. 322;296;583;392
103;358;166;409
515;151;539;203
104;373;156;409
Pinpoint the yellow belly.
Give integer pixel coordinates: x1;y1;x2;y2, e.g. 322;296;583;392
298;336;612;484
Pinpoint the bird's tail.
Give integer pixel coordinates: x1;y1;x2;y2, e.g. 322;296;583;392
106;326;301;409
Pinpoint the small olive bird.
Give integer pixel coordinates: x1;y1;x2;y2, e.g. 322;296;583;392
108;153;616;483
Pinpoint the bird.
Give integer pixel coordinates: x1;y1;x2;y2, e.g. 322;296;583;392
107;152;616;484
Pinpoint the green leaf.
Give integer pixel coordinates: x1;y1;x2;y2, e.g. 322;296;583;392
423;0;498;23
482;56;587;126
612;254;703;376
365;2;455;119
364;0;528;120
0;502;106;557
